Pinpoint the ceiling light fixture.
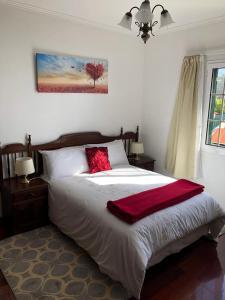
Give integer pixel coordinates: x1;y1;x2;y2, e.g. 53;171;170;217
118;0;174;44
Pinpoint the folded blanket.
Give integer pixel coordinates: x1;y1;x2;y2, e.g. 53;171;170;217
107;179;204;224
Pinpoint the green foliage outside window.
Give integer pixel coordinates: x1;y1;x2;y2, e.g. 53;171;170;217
214;98;225;113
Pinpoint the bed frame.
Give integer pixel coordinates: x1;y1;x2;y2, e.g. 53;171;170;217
0;127;139;183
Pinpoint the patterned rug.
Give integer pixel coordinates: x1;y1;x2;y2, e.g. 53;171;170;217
0;225;128;300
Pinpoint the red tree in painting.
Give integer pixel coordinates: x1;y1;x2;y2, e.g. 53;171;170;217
86;63;104;88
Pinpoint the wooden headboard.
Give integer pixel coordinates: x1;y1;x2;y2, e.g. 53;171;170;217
0;127;139;183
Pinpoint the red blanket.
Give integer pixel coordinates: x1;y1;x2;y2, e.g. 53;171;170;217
107;179;204;224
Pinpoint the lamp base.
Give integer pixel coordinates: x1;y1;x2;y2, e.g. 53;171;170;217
135;154;141;160
20;175;30;184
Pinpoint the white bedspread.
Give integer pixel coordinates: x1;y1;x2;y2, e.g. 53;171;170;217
48;165;225;299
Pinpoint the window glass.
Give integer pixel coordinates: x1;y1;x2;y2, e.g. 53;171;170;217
206;68;225;147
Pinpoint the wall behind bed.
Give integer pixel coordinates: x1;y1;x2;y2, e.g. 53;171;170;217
0;4;145;145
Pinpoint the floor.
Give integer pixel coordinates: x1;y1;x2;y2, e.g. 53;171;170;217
0;219;16;300
0;220;224;300
139;235;225;300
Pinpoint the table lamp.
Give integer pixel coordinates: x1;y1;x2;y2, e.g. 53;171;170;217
15;157;35;183
131;142;144;160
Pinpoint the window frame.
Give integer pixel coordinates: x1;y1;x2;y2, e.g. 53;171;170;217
202;61;225;154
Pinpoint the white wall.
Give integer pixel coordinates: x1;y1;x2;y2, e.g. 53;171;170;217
0;5;145;146
143;22;225;207
1;4;225;210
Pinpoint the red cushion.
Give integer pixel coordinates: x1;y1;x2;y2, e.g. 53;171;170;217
85;147;112;173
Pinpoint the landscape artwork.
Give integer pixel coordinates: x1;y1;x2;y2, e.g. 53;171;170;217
36;53;108;93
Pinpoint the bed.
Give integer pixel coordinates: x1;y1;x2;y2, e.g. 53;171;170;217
47;165;224;299
1;128;225;300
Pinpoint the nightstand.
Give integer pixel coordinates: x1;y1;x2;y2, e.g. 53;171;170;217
128;155;155;171
1;178;48;234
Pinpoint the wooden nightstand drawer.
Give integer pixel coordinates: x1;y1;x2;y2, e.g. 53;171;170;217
139;162;154;171
1;178;49;234
12;197;48;233
129;155;155;171
13;188;48;203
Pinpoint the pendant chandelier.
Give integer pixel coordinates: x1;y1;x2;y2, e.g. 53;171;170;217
118;0;174;44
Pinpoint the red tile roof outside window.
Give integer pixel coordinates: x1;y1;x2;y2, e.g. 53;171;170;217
211;124;225;145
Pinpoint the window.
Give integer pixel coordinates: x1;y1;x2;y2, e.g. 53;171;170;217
206;67;225;147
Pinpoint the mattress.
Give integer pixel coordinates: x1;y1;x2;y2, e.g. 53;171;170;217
48;165;225;299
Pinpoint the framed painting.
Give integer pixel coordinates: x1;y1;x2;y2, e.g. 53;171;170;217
36;53;108;94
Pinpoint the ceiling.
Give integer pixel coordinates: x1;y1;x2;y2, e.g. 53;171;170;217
2;0;225;34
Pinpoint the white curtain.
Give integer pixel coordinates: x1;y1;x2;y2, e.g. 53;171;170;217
165;55;204;179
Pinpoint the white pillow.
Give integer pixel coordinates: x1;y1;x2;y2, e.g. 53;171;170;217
86;139;129;166
39;146;89;180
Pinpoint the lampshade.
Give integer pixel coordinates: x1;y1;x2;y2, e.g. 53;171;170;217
118;12;132;30
15;157;35;176
135;0;153;23
160;10;175;28
131;142;144;154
